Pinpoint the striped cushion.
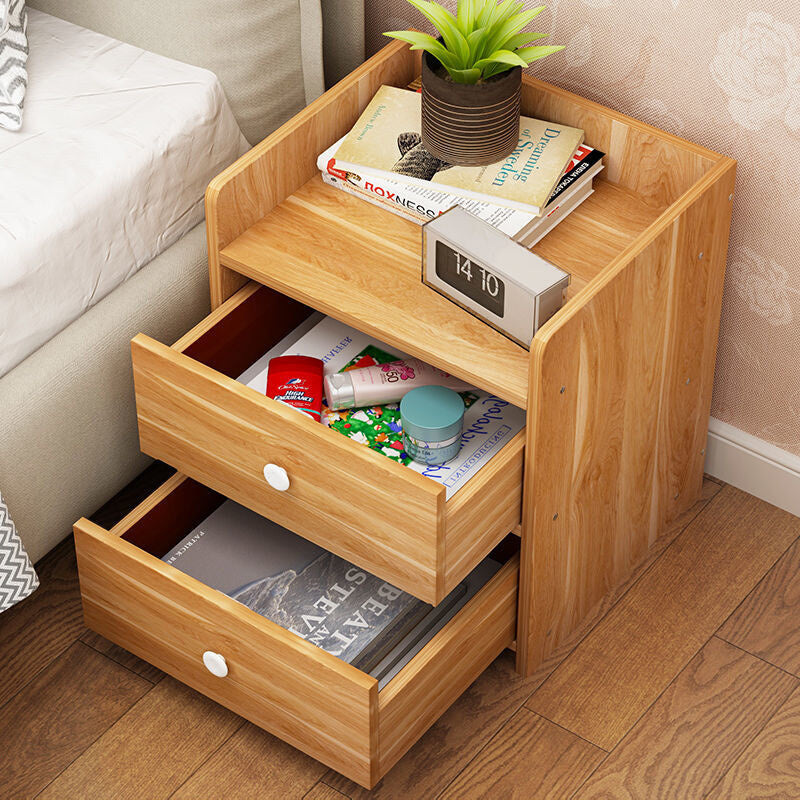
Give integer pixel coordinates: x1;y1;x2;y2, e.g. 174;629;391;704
0;0;28;131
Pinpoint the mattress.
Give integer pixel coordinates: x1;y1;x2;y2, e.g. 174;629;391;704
0;10;248;377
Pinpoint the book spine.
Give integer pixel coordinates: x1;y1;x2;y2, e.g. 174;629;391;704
321;172;427;224
320;154;445;220
326;154;542;215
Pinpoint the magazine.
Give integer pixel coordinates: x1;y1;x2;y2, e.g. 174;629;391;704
162;500;430;672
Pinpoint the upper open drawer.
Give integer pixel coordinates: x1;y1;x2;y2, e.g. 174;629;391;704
131;282;524;604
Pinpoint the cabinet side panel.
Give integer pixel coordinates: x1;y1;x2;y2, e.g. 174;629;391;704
517;160;736;674
206;41;416;307
520;78;717;208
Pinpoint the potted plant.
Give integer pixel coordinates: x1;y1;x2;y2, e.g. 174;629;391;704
385;1;563;166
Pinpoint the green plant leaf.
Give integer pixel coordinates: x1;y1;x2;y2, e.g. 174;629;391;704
382;30;459;70
484;6;545;54
447;66;483;84
404;0;470;66
514;44;565;62
501;31;548;51
473;48;529;70
456;0;479;35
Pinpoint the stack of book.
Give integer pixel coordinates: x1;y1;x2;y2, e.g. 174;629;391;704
316;84;605;247
163;500;501;688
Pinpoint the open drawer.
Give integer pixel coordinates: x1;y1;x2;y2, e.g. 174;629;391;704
73;474;518;789
131;282;524;605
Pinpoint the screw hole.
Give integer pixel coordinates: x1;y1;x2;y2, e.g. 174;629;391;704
560;386;566;394
698;252;704;260
700;449;705;455
728;193;734;201
553;513;558;521
673;492;679;500
686;378;691;384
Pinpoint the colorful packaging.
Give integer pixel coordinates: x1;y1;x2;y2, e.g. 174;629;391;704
266;355;324;421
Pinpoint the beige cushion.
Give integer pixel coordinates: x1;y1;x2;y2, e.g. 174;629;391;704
0;223;210;564
27;0;346;144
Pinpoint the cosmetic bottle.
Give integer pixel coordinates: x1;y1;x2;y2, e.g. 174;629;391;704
400;385;465;466
324;358;471;410
267;355;324;421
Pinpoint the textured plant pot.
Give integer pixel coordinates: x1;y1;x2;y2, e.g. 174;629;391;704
421;50;521;166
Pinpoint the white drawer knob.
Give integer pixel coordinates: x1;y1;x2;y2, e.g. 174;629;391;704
263;463;290;491
202;650;228;678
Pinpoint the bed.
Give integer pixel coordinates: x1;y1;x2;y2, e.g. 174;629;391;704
0;0;365;583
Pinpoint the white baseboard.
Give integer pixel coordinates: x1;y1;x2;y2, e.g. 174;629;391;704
705;417;800;519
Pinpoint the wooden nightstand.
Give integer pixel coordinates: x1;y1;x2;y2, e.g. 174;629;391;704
73;41;735;789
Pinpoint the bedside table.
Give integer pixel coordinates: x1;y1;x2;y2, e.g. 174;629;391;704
73;41;735;789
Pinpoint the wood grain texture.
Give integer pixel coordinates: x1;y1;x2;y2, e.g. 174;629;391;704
719;536;800;676
444;429;524;590
219;177;662;410
74;514;379;789
574;637;798;799
326;649;546;800
441;707;605;800
517;157;736;675
133;283;523;604
527;486;800;750
171;721;327;800
0;641;150;800
80;628;164;684
707;686;800;800
37;678;241;800
0;537;85;707
306;784;351;800
520;77;716;208
377;556;518;776
206;40;417;306
132;332;446;604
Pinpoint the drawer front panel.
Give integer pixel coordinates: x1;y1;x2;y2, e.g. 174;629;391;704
74;517;379;788
132;334;446;603
379;555;518;773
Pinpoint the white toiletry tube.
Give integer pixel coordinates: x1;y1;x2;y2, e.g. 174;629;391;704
324;358;472;410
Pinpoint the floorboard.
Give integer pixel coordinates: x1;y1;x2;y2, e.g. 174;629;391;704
573;637;798;799
707;687;800;799
304;784;351;800
718;537;800;677
0;641;150;800
527;486;800;750
439;707;605;799
0;538;86;708
80;628;165;684
325;650;546;800
171;722;327;800
36;678;242;800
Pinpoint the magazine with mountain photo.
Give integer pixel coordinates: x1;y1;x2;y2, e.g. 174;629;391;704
330;85;584;215
162;500;430;672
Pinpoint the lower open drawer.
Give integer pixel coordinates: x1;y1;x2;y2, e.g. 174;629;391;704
73;473;518;789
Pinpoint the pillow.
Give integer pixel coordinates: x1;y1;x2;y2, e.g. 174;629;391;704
0;492;38;612
0;0;28;131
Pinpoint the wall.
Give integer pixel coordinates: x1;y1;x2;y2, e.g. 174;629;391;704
365;0;800;457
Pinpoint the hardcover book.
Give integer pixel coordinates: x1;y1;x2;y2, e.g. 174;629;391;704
162;500;430;671
318;137;603;238
330;85;584;215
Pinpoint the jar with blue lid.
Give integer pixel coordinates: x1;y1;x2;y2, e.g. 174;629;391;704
400;385;465;466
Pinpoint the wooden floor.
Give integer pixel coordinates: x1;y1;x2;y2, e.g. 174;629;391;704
3;469;800;799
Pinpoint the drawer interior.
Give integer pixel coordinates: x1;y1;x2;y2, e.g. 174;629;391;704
133;281;525;604
82;474;518;785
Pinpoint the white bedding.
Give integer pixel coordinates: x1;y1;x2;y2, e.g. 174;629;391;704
0;10;248;377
